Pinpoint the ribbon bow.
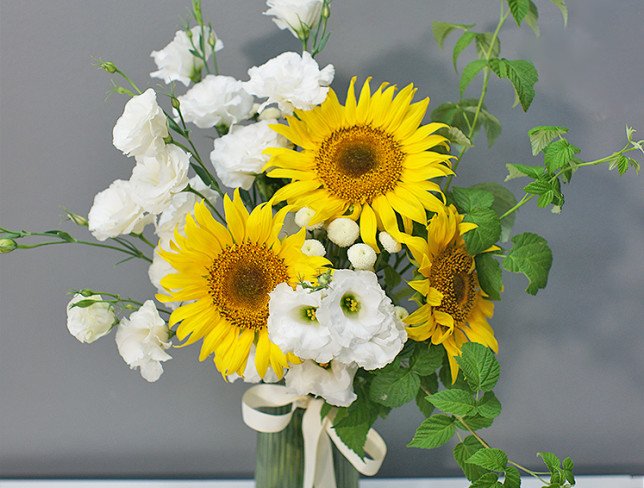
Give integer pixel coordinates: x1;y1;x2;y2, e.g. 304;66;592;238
242;384;387;488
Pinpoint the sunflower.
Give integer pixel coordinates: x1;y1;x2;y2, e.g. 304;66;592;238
403;205;498;382
157;190;330;379
265;77;453;250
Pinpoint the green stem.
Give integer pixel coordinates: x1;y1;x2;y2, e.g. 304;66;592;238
115;69;142;95
18;240;152;263
183;185;225;222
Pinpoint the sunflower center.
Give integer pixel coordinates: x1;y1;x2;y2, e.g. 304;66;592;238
206;242;289;331
316;125;404;204
430;246;478;322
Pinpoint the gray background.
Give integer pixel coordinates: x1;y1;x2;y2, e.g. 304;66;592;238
1;0;643;479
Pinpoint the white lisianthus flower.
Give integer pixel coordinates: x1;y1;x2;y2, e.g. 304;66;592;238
227;345;280;384
264;0;324;38
88;180;153;241
115;300;172;382
285;360;357;407
66;294;116;344
177;75;254;129
155;176;219;245
148;248;176;292
129;145;190;215
112;89;168;159
301;239;326;257
347;243;377;270
150;26;223;87
393;306;409;322
268;284;340;363
210;119;289;190
317;270;407;370
379;231;402;254
258;106;282;121
294;207;323;230
326;218;359;247
244;52;334;114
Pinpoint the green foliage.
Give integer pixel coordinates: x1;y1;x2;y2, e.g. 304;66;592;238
488;58;539;111
524;0;540;36
471;183;518;242
475;33;501;59
408;414;456;449
453;31;477;70
412;343;445;376
471;472;503;488
427;389;477;416
456;343;501;392
503;232;552;295
476;391;502;419
369;367;420;408
454;436;488;481
467;448;508;471
507;0;530;26
549;0;569;26
543;139;580;173
432;99;501;147
463;209;502;256
503;466;522;488
461;59;489;96
475;253;503;301
432;21;475;48
505;163;545;181
537;451;576;486
332;393;379;458
416;374;439;417
528;126;569;156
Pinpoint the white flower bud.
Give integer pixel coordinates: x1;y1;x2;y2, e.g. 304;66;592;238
301;239;326;257
347;243;377;270
326;218;359;247
294;207;323;230
66;294;116;344
258;106;283;121
393;306;409;322
379;231;402;254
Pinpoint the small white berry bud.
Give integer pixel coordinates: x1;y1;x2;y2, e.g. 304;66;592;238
378;231;402;253
347;243;377;270
393;306;409;322
294;207;323;230
326;218;360;247
301;239;326;257
258;107;283;121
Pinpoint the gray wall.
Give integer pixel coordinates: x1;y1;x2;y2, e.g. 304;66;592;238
1;0;643;479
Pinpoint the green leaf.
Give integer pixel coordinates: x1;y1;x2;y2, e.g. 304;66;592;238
452;186;495;213
508;0;530;25
369;369;420;408
528;125;569;156
70;299;105;309
456;414;495;431
383;265;402;289
320;402;332;420
441;126;473;148
412;344;445;376
476;391;502;419
454;436;488;481
523;179;551;195
503;232;553;295
543;139;580;173
524;0;540;36
453;31;477;70
489;59;539;111
480;108;502;147
408;414;456;449
428;389;476;416
43;230;75;242
471;473;501;488
475;253;503;301
333;394;378;458
416;374;438;417
503;466;521;488
460;59;488;96
475;33;501;59
471;183;518;242
432;21;474;48
463;209;502;256
505;163;545;181
549;0;568;26
537;451;561;474
456;342;501;392
562;457;574;471
467;448;509;471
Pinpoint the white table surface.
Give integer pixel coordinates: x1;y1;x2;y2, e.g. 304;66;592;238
1;477;642;488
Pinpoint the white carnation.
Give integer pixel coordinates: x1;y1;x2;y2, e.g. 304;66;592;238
316;270;407;370
294;207;323;230
285;360;357;407
66;294;116;344
112;89;168;159
347;243;377;270
379;231;402;254
244;51;334;114
150;26;223;87
301;239;326;257
115;300;172;382
88;180;153;241
129;145;190;215
326;218;359;247
264;0;324;38
268;284;340;363
210;119;288;190
177;75;254;129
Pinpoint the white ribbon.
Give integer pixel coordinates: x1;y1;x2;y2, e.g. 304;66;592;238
242;384;387;488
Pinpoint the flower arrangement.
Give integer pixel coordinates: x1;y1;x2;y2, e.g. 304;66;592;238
2;0;642;486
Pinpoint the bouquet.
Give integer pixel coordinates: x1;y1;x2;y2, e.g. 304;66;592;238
2;0;642;486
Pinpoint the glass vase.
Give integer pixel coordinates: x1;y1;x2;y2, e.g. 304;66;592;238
255;407;360;488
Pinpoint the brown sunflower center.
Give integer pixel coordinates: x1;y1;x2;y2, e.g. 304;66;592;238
206;242;289;331
430;245;478;322
316;125;404;204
